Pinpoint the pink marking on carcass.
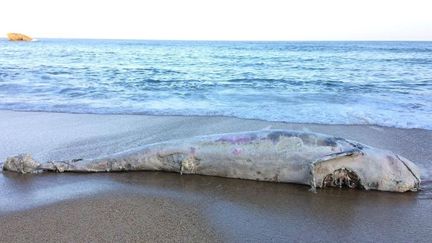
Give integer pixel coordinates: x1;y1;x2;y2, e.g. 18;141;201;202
232;148;242;156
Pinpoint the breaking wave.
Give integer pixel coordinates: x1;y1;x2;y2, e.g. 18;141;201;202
0;39;431;129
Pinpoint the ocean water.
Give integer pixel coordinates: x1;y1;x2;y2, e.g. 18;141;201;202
0;39;431;129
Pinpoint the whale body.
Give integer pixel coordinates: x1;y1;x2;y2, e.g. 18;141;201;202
3;129;421;192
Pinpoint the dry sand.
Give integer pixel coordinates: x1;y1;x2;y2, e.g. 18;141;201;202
0;110;431;242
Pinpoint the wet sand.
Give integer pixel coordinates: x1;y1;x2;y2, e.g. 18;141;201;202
1;110;431;242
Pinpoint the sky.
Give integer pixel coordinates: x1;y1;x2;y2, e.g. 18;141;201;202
1;0;431;40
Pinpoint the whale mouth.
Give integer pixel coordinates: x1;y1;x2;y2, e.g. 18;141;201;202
322;168;364;189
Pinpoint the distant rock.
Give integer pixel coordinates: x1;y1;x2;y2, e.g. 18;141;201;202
7;32;32;41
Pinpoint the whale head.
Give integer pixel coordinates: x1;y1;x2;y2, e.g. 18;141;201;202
312;147;421;192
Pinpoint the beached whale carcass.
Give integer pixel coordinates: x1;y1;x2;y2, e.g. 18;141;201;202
3;129;421;192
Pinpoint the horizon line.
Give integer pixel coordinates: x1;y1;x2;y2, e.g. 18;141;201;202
1;37;432;42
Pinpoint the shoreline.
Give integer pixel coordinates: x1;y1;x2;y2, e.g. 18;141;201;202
1;108;430;131
1;110;431;241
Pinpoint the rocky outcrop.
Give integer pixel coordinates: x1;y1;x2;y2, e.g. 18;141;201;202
7;33;32;41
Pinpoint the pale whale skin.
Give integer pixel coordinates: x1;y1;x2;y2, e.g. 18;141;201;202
3;130;421;192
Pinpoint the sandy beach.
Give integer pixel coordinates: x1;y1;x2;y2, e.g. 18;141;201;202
1;110;431;242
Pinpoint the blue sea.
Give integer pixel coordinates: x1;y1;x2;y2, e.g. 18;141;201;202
0;39;431;129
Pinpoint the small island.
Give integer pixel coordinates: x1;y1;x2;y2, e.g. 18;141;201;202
7;32;32;41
